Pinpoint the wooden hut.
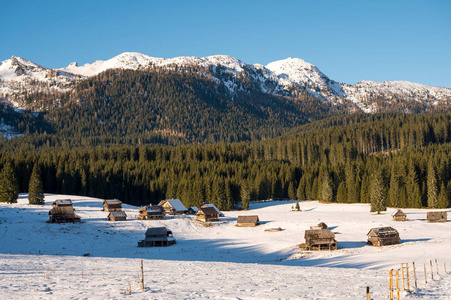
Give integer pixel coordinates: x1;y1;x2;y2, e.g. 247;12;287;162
427;211;447;223
108;211;127;221
367;227;400;246
138;205;165;220
138;227;176;247
158;199;188;215
236;215;259;227
195;207;220;222
49;200;81;223
102;199;123;212
201;204;224;217
310;222;328;230
392;209;406;221
304;229;337;250
187;206;199;215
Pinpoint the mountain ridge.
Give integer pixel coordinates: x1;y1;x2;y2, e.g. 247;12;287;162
1;52;451;113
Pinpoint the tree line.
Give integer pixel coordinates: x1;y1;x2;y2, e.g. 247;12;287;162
1;113;450;211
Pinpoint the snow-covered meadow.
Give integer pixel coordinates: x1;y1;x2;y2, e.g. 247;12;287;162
1;194;450;299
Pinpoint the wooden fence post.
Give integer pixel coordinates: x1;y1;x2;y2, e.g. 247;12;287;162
412;262;417;288
424;263;427;285
430;260;434;280
140;259;144;290
435;259;439;276
366;286;371;300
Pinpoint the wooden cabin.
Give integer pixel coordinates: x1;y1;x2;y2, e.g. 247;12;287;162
108;211;127;221
49;200;81;223
195;207;220;222
201;204;224;217
236;215;259;227
310;222;328;230
158;199;188;215
392;209;407;221
138;205;165;220
52;199;73;207
188;206;199;215
102;199;123;212
138;227;176;247
304;229;337;250
427;211;447;223
367;227;400;246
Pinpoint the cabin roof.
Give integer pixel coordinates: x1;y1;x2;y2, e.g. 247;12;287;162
109;211;127;218
367;226;399;237
104;199;122;206
237;215;259;224
427;211;447;218
145;227;170;236
53;199;73;206
189;206;199;212
139;205;164;213
196;207;219;216
162;199;188;211
201;204;222;215
304;229;335;239
392;209;406;217
49;206;75;214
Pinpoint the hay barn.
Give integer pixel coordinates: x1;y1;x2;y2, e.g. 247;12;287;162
102;199;123;212
236;215;259;227
201;204;224;217
158;199;188;215
392;209;406;221
427;211;447;223
138;205;165;220
367;227;400;246
49;200;80;223
138;227;176;247
304;229;337;250
195;207;220;222
108;211;127;221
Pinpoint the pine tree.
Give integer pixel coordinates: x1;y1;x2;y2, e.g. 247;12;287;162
427;162;438;208
370;169;386;214
336;182;347;203
437;182;450;209
0;161;19;204
321;173;333;203
28;163;45;205
295;201;301;211
240;183;250;210
407;161;422;208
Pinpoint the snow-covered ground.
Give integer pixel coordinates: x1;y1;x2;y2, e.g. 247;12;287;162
1;194;450;299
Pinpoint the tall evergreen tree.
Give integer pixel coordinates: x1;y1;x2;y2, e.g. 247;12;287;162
28;163;45;205
0;161;19;204
437;182;450;209
427;161;438;208
370;169;386;214
240;183;251;210
321;172;333;202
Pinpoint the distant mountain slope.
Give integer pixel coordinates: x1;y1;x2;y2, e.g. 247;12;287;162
1;52;450;113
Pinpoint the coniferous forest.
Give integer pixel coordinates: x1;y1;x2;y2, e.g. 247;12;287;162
1;113;450;210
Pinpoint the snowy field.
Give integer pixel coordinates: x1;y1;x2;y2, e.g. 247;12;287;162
1;194;450;299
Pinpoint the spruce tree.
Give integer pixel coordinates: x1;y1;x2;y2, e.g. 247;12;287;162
240;183;250;210
427;162;438;208
370;169;386;214
0;161;19;204
437;182;449;209
28;164;45;205
321;173;333;203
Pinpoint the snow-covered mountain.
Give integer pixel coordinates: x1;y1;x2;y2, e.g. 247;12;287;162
1;52;450;112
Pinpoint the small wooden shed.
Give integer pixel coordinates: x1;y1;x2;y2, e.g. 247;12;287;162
201;204;224;217
108;211;127;221
304;229;337;250
188;206;199;215
367;227;400;246
427;211;447;223
195;207;220;222
139;205;165;220
102;199;123;212
236;215;259;227
392;209;406;221
49;200;81;223
138;227;176;247
158;199;188;215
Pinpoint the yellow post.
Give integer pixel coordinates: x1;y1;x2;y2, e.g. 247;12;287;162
435;259;439;276
396;270;400;300
413;262;417;288
389;270;394;300
424;263;427;285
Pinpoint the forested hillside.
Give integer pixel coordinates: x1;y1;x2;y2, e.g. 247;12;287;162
1;113;450;210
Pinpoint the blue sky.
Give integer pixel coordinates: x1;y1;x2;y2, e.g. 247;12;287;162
2;0;450;87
